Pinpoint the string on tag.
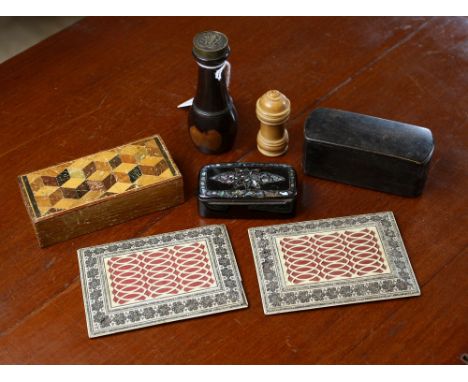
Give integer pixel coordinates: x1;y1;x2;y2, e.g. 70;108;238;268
197;61;231;87
215;61;231;87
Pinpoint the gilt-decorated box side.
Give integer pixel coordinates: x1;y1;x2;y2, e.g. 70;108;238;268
303;108;435;197
198;162;297;218
18;135;184;247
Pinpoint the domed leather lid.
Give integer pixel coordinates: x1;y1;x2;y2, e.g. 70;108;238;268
304;108;434;165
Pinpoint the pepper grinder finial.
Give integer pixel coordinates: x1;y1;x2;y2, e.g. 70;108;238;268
256;90;291;157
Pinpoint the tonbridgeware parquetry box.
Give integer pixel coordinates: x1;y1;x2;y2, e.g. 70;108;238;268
18;135;183;247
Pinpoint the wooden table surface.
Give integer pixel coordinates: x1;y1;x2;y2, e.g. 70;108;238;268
0;17;466;365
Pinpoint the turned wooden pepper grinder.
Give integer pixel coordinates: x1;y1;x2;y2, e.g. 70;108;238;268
256;90;291;157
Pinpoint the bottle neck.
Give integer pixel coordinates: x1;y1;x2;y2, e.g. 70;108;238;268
193;60;231;113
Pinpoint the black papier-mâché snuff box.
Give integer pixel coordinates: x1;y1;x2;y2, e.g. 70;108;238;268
303;108;435;197
198;162;297;218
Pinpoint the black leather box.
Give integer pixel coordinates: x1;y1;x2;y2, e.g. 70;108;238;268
198;162;297;218
303;108;434;197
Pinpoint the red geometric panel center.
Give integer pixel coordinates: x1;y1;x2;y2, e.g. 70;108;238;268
105;241;216;307
277;227;389;285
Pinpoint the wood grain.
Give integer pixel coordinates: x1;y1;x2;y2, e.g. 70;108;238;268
0;16;466;364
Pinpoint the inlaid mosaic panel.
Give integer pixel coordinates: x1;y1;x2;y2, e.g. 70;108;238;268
248;212;420;315
104;241;216;308
78;225;247;337
20;135;178;218
276;226;390;285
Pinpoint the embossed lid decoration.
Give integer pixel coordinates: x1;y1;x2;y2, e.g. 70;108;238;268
199;162;297;200
193;31;230;61
210;169;286;191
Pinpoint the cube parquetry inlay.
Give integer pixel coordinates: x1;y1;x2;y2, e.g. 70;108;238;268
20;136;174;218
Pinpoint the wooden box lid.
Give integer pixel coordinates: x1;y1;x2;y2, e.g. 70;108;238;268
19;135;183;247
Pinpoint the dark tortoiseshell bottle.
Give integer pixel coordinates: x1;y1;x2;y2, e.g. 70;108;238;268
188;31;238;154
